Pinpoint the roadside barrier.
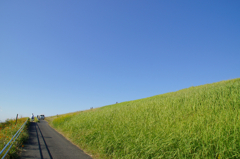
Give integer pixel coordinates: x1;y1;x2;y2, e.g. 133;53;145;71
0;118;28;159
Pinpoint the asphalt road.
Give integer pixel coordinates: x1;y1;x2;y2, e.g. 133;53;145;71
20;120;92;159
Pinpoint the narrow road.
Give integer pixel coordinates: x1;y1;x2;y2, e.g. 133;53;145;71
20;121;92;159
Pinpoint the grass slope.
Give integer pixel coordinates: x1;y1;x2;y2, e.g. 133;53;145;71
49;78;240;158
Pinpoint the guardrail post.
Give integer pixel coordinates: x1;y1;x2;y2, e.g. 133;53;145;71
15;114;18;125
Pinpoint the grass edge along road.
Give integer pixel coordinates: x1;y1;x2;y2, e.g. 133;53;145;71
47;78;240;159
0;118;30;159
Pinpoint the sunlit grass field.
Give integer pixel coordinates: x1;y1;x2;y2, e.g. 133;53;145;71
0;118;29;158
49;78;240;158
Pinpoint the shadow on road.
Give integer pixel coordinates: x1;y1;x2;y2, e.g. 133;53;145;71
21;121;92;159
20;122;52;159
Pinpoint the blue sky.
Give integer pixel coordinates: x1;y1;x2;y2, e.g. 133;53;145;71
0;1;239;122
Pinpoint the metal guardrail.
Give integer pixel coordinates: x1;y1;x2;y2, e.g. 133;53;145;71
0;118;28;159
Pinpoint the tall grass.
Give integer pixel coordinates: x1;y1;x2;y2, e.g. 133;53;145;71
50;78;240;158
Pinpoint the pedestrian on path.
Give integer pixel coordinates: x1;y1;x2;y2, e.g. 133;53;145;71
30;113;34;122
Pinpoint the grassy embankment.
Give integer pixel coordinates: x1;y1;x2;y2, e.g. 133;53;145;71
48;78;240;158
0;118;29;158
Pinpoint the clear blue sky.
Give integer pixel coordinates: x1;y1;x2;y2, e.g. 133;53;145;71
1;1;239;122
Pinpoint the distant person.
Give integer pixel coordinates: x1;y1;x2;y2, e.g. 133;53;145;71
30;113;34;122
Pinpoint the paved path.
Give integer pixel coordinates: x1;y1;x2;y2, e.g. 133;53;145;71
20;121;92;159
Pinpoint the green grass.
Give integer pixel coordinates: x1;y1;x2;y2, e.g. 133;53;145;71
0;118;30;158
34;117;39;122
49;78;240;158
